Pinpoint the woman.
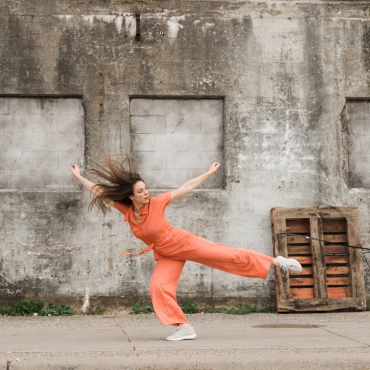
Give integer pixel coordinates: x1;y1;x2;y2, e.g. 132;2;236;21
70;149;301;341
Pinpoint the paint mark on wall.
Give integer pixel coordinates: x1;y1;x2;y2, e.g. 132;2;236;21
83;15;95;25
66;13;136;35
54;15;73;21
201;23;215;32
167;16;185;39
115;16;123;33
54;12;189;38
125;16;136;37
81;286;90;313
95;15;117;23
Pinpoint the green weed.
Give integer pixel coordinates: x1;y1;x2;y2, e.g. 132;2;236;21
225;305;276;315
39;302;59;316
85;302;106;315
0;300;74;316
180;300;198;314
0;299;45;316
204;305;276;315
129;300;155;314
130;301;144;314
144;301;154;313
204;305;227;313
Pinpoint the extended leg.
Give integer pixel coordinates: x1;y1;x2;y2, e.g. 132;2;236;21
163;233;275;280
149;259;188;327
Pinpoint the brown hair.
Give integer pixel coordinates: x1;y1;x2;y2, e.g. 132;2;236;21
86;147;144;216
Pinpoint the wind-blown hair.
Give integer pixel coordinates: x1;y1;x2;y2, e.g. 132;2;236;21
86;148;144;216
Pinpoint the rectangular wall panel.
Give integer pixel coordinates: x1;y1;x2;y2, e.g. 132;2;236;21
0;97;84;189
130;98;224;188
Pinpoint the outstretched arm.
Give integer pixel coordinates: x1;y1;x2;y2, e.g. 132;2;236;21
70;164;115;207
169;162;221;203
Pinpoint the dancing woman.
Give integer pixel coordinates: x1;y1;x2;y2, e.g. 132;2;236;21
70;150;302;341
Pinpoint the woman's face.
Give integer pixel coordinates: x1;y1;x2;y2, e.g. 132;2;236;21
130;181;149;204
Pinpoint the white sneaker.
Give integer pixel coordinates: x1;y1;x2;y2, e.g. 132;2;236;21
276;256;302;273
166;324;197;341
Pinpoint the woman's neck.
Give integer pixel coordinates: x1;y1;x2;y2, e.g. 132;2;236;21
132;201;146;214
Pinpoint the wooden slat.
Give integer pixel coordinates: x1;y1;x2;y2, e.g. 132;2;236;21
327;277;351;286
273;207;358;219
290;266;312;275
271;210;290;313
326;255;349;264
290;287;315;299
328;286;352;298
290;277;314;286
287;234;347;244
324;245;348;254
347;210;366;301
323;234;348;243
286;218;347;233
288;245;311;255
286;219;310;233
274;218;290;302
326;265;350;275
293;255;349;264
287;235;311;244
279;297;365;311
294;256;313;264
322;219;347;233
310;218;328;299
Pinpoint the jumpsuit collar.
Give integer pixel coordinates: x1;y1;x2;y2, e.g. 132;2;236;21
123;202;149;223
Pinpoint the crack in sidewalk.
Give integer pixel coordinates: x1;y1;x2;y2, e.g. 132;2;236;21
309;323;370;348
118;324;137;353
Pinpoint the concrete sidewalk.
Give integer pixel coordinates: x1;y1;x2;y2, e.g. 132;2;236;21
1;311;370;369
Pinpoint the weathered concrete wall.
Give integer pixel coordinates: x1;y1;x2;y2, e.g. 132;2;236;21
0;97;84;189
131;98;224;188
1;0;370;310
344;100;370;188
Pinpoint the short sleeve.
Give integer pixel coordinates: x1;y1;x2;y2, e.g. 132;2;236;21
114;201;129;215
154;192;172;209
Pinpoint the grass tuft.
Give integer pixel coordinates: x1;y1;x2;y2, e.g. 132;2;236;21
204;306;227;313
0;300;74;316
130;301;144;315
85;302;106;315
180;300;198;314
130;300;155;314
205;305;276;315
145;301;154;312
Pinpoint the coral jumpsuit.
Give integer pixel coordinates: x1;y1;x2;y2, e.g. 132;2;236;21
115;192;274;326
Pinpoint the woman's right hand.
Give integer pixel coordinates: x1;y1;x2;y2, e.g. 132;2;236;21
70;164;81;178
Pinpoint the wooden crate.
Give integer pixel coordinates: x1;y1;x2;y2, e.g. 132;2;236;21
271;206;366;312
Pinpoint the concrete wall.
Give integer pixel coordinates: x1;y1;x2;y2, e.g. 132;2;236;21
345;101;370;188
0;97;84;189
1;0;370;310
131;98;224;188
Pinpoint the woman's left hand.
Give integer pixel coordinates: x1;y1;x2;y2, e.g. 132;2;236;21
208;162;221;174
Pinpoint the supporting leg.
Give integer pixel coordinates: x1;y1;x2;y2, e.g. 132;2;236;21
149;259;188;327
